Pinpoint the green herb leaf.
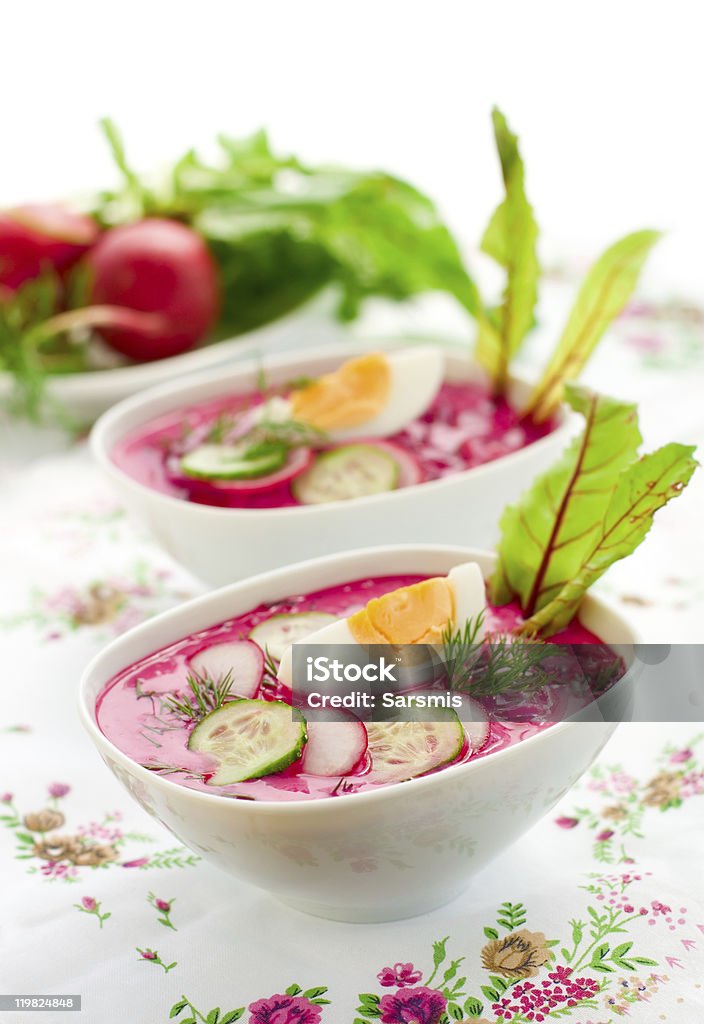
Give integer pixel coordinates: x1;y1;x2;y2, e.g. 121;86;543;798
524;230;661;421
491;385;642;615
522;440;697;634
476;108;539;391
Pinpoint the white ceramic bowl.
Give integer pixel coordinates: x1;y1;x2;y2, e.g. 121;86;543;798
90;341;576;585
79;545;636;923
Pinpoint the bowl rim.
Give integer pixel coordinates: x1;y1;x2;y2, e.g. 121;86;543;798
78;543;636;817
90;340;576;520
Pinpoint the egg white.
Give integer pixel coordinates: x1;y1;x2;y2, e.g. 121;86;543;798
253;347;445;441
277;561;486;688
329;346;445;441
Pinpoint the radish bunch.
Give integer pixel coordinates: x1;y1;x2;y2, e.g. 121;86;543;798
0;205;219;362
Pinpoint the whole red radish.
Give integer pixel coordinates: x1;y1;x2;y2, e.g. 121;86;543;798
0;203;98;290
84;218;219;361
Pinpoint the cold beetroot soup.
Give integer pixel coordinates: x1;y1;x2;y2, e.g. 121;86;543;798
111;351;554;510
96;573;621;804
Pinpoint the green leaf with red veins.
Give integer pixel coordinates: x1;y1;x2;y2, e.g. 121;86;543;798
491;384;642;615
475;107;539;392
521;441;697;635
524;229;661;422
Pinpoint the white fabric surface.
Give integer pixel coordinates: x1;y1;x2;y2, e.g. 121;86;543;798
2;281;704;1023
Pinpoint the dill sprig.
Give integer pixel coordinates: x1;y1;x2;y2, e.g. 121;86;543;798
205;412;239;444
250;417;328;449
0;272;84;423
441;613;485;689
441;615;553;699
165;670;236;724
260;645;282;695
202;409;328;452
262;645;278;681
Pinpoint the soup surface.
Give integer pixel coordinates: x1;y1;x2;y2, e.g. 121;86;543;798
96;574;611;803
111;381;554;509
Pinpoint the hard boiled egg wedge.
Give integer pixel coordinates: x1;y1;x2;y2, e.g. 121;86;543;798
257;347;445;441
277;562;486;689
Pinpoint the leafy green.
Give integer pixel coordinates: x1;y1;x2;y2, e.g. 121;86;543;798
522;441;697;634
475;107;539;390
491;385;642;615
2;123;479;421
0;273;79;422
95;124;480;332
491;383;697;635
524;230;661;421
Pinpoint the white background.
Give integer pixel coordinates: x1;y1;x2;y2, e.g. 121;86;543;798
3;0;703;293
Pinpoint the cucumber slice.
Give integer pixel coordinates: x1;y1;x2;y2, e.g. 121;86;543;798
292;444;399;504
249;611;337;662
188;699;306;785
176;447;313;500
181;441;288;481
366;708;463;784
369;440;424;486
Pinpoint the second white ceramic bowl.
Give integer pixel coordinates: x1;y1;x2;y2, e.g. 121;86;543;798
90;342;575;585
79;545;636;922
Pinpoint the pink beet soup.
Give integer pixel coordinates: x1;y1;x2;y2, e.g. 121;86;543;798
96;574;620;803
111;381;554;510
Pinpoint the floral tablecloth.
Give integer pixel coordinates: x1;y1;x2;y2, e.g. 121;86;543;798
2;279;704;1024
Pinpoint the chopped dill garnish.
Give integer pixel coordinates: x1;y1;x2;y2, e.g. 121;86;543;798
441;615;553;699
248;417;328;449
165;670;236;724
206;412;239;443
261;645;279;687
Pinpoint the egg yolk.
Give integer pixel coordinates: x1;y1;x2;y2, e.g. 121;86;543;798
348;578;455;645
289;353;391;431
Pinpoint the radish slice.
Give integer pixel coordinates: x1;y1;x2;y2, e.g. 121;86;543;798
188;640;264;699
300;719;368;776
171;447;312;499
249;612;337;662
453;693;490;752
